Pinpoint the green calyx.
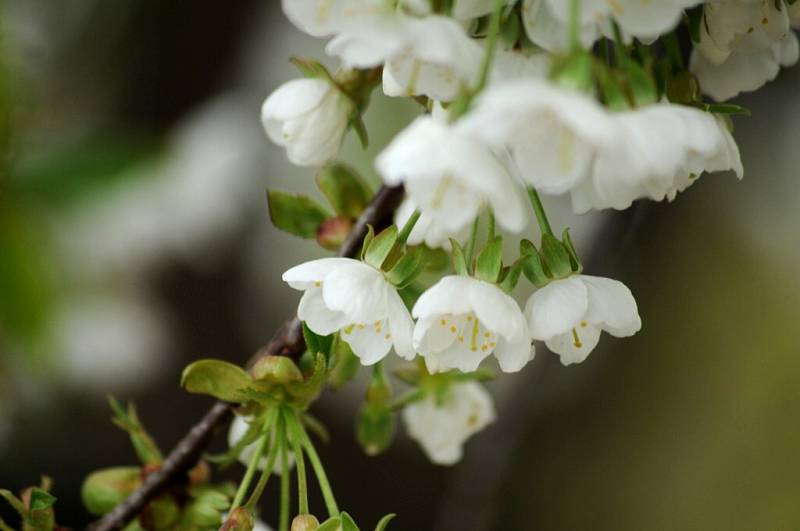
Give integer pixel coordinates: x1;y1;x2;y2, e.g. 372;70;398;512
520;228;582;288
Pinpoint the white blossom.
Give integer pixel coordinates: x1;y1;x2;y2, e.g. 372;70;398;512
228;415;295;474
691;0;799;101
262;78;353;167
460;78;618;195
283;258;415;365
570;103;743;212
282;0;395;37
412;275;534;373
376;115;528;242
524;275;641;365
402;381;496;465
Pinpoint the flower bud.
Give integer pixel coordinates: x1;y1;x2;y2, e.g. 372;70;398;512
251;356;303;384
316;216;353;250
291;514;320;531
220;507;255;531
81;467;142;516
357;402;395;456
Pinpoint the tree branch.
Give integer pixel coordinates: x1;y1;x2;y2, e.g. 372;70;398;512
88;184;404;531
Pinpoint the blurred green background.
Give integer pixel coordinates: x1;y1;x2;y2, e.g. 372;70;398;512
1;2;799;530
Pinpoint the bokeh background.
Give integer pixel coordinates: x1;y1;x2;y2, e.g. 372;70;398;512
1;2;799;530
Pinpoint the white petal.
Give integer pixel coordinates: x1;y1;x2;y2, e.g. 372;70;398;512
493;335;535;373
580;275;642;337
524;277;588;340
342;319;393;365
297;288;349;336
282;257;356;290
468;279;527;341
387;289;416;360
545;324;601;366
412;276;474;319
322;261;390;323
422;340;491;373
261;78;329;123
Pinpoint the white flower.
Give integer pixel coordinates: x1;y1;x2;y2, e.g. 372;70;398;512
521;0;601;52
261;78;353;167
281;0;394;37
524;275;641;366
412;276;534;373
394;198;469;250
570;103;743;213
460;78;618;195
376;116;528;241
402;381;496;465
283;258;415;365
690;0;799;101
228;416;295;474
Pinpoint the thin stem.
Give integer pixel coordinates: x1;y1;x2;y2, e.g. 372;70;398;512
231;409;278;510
568;0;581;52
464;216;481;269
487;212;495;240
527;187;554;237
245;414;285;508
285;409;309;514
397;209;421;245
279;430;291;531
474;0;505;94
285;411;339;518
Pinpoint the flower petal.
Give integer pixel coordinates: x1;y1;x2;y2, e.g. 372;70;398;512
412;276;474;319
342;320;393;365
282;257;356;290
524;277;588;340
322;261;390;323
580;275;642;337
545;324;602;366
297;288;349;336
493;335;535;373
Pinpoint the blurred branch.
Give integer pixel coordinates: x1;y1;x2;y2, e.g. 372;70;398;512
88;184;404;531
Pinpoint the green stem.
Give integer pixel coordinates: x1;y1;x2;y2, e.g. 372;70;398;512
285;410;310;514
464;216;481;270
397;209;421;245
285;411;339;518
230;409;278;510
245;414;285;508
279;430;291;531
568;0;582;52
474;0;505;94
527;187;554;237
487;212;495;240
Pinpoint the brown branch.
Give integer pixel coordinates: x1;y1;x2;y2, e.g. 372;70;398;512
87;184;404;531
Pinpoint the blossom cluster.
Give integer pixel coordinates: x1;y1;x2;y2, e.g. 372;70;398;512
255;0;788;466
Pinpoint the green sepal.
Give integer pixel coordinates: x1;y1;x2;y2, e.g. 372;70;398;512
623;59;658;107
251;356;303;384
28;489;56;512
340;512;361;531
695;102;750;116
386;246;426;288
302;413;331;444
315;163;371;218
449;238;469;276
393;366;421;386
596;65;630;111
519;238;537;256
685;6;704;43
452;368;496;382
181;359;257;403
474;236;504;283
360;225;375;261
541;233;572;279
286;352;328;406
520;245;550;288
108;397;163;466
302;322;335;363
551;51;594;93
374;514;396;531
183;485;231;528
352;113;369;148
498;258;523;293
561;228;582;273
364;225;398;269
141;495;180;530
290;57;335;84
316;517;342;531
421;246;449;272
499;7;520;48
665;70;701;105
81;467;142;516
267;190;330;239
328;339;361;390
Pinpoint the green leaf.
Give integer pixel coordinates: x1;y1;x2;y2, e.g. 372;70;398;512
449;238;469;276
28;490;55;512
474;236;503;284
316;163;372;218
374;514;396;531
340;512;361;531
181;359;254;403
364;225;399;269
267;190;330;239
107;397;163;466
540;234;572;279
316;518;342;531
81;467;141;516
386;246;426;288
302;322;335;363
0;490;25;516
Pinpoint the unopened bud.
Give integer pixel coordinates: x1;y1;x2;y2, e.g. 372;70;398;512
221;507;255;531
316;216;353;250
81;467;142;516
357;403;395;456
251;356;303;384
291;514;320;531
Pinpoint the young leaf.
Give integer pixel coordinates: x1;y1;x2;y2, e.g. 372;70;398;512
364;225;399;269
267;190;330;239
474;236;504;283
340;512;361;531
28;489;56;511
0;490;26;516
181;360;254;403
374;514;396;531
316;518;342;531
316;163;372;218
449;238;469;276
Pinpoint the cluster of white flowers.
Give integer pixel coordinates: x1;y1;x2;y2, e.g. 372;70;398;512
254;0;786;465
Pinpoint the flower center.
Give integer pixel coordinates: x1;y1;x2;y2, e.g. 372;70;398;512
439;312;497;353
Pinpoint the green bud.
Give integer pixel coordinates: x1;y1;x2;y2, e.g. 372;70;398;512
251;356;303;384
292;514;321;531
81;467;142;516
220;507;255;531
316;216;354;250
140;495;180;531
